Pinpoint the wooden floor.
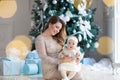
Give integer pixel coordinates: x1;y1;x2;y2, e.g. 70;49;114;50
0;73;120;80
0;75;44;80
0;65;120;80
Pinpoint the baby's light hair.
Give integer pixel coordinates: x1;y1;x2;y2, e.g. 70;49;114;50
67;36;78;44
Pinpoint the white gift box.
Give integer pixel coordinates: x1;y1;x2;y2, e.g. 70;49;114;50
0;59;25;76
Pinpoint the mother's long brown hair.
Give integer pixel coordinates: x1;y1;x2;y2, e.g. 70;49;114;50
44;16;66;47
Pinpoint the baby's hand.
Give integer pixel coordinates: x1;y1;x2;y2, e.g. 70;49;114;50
64;54;71;58
61;57;73;63
60;54;64;59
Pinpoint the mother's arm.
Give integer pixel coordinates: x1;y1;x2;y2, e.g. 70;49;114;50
35;36;60;64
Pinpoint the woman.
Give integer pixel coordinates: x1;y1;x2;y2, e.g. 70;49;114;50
35;16;83;80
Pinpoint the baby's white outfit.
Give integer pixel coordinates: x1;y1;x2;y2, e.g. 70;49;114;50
58;47;81;72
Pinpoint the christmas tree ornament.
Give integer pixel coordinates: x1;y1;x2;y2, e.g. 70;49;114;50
96;36;114;55
65;16;70;22
103;0;114;7
61;0;64;2
73;29;76;33
0;0;17;18
94;42;99;48
89;40;92;43
86;43;90;48
79;21;93;40
59;14;67;24
78;35;82;42
69;0;74;4
65;11;73;17
52;0;57;4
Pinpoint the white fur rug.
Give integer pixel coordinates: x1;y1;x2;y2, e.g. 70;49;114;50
80;64;118;80
0;64;120;80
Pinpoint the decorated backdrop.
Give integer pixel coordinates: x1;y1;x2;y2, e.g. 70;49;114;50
29;0;101;53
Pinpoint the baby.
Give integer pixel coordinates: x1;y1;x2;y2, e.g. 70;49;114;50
58;36;82;80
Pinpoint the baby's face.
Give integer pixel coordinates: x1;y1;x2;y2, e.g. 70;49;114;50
67;40;77;49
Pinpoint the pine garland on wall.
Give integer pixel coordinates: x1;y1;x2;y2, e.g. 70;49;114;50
29;0;101;52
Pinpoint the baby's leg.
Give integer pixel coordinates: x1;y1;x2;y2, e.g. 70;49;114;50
68;71;76;80
60;70;69;80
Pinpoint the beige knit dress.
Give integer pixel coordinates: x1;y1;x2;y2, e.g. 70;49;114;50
35;35;83;80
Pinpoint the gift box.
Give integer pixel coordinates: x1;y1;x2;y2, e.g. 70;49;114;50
26;50;39;59
0;58;25;76
22;63;38;75
23;50;42;75
22;59;42;75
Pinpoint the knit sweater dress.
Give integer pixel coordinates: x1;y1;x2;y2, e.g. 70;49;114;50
36;35;83;80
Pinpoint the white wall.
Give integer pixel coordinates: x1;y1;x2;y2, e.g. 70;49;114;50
85;0;107;61
0;0;31;57
88;0;114;61
12;0;31;36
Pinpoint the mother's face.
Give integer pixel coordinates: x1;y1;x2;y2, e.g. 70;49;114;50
48;22;62;36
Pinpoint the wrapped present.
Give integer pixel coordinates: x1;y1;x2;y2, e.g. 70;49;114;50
26;50;39;59
22;63;38;75
24;50;42;75
22;59;42;75
25;59;40;64
1;58;25;76
25;50;40;64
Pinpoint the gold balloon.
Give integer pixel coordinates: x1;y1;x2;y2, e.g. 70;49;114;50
86;0;93;9
74;0;82;9
6;40;29;60
74;0;93;9
96;36;114;55
14;35;32;51
0;0;17;18
103;0;114;7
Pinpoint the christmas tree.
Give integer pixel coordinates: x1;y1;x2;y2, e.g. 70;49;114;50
29;0;100;53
